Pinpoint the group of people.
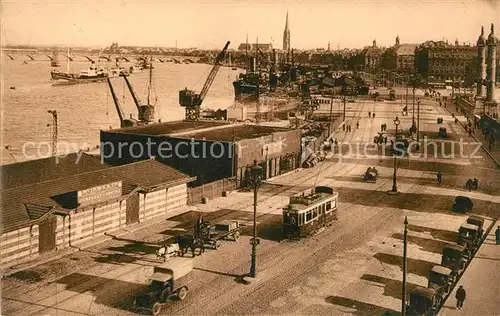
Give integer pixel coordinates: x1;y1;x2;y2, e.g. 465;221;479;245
465;178;479;191
368;112;375;118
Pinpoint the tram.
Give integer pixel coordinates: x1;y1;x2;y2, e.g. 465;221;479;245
282;186;339;239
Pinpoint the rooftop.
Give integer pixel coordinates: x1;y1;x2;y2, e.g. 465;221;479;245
1;152;109;190
109;120;230;136
175;124;293;142
1;159;193;234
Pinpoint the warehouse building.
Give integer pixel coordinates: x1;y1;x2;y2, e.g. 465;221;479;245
0;153;194;269
100;121;302;187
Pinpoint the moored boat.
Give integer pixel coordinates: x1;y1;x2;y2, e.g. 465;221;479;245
51;61;108;83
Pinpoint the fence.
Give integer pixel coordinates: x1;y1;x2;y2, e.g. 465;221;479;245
187;177;237;205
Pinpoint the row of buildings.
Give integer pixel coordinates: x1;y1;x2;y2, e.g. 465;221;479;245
1;120;315;271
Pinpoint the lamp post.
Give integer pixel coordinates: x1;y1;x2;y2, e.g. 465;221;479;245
249;160;263;278
416;98;421;150
391;117;400;193
402;216;408;316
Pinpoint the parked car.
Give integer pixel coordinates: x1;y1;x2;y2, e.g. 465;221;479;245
452;196;473;213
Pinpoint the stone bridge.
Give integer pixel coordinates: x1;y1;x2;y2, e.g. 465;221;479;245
1;51;201;64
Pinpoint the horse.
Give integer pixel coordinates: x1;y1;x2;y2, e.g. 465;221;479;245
156;243;180;262
175;235;205;257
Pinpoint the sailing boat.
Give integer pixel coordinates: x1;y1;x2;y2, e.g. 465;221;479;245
50;47;61;67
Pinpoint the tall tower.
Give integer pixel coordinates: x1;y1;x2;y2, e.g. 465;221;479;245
477;26;487;97
282;12;290;51
486;23;497;102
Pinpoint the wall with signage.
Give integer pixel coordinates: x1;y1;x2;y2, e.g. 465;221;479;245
77;181;123;207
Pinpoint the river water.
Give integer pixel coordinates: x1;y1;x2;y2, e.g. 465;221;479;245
2;59;242;164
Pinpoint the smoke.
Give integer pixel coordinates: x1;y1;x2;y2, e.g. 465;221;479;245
483;0;499;9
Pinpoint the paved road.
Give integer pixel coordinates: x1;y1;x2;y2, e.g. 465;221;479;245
2;96;499;316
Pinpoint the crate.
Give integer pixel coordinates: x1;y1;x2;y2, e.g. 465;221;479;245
215;220;238;232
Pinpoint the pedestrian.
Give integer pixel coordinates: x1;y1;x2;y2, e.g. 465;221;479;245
369;111;371;117
496;226;500;245
455;285;466;310
356;121;359;129
437;171;442;185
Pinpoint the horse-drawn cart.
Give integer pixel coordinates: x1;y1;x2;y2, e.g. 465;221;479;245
203;220;242;249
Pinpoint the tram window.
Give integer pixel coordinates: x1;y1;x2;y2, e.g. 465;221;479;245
326;201;332;210
322;204;326;214
306;211;313;222
312;208;318;219
299;213;304;224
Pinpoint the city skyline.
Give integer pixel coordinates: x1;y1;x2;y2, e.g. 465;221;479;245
1;0;500;50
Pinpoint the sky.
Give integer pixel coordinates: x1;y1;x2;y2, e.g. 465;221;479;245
1;0;500;50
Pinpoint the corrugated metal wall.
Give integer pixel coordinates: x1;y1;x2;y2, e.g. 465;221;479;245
0;225;39;267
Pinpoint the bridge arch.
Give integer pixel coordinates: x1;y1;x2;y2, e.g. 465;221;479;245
6;54;14;60
27;55;35;60
83;56;94;62
98;56;111;61
183;58;194;64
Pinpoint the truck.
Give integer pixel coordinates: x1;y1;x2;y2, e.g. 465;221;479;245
133;257;193;315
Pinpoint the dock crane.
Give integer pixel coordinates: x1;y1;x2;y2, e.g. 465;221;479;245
107;78;138;128
179;41;230;120
120;56;155;124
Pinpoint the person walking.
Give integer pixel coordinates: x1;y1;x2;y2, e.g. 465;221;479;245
455;285;466;310
496;226;500;245
437;171;443;185
356;121;359;129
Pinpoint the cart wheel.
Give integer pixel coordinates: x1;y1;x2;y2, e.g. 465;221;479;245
152;302;163;316
177;286;188;301
233;231;240;241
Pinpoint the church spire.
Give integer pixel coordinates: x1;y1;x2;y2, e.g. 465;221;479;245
282;11;291;51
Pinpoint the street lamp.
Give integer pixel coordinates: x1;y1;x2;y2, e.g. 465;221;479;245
391;117;401;193
402;216;408;316
249;160;263;278
416;98;421;150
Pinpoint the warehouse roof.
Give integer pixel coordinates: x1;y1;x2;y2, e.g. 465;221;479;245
1;152;109;190
1;159;194;234
108;120;229;136
176;124;293;142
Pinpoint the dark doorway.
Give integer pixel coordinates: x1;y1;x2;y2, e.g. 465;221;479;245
38;215;57;253
126;193;140;224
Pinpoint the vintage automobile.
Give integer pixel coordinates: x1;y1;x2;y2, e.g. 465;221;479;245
362;167;378;183
406;286;440;316
428;265;452;300
438;127;447;138
133;257;193;315
466;215;484;239
452;196;473;213
457;222;481;254
441;244;467;281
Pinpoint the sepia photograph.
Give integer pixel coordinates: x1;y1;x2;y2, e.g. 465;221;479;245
1;0;499;315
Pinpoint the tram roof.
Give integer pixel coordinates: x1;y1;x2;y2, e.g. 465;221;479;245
288;191;336;211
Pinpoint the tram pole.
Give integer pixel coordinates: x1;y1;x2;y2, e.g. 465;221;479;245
391;117;400;193
249;160;263;278
402;216;408;316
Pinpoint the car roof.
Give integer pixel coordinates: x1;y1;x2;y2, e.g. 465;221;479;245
455;196;472;201
460;223;479;230
411;286;436;299
431;265;452;275
444;243;466;252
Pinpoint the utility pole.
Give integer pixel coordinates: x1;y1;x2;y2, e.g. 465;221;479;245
343;84;347;121
416;99;421;150
48;110;58;157
328;92;334;136
402;216;408;316
256;37;260;123
248;160;263;278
